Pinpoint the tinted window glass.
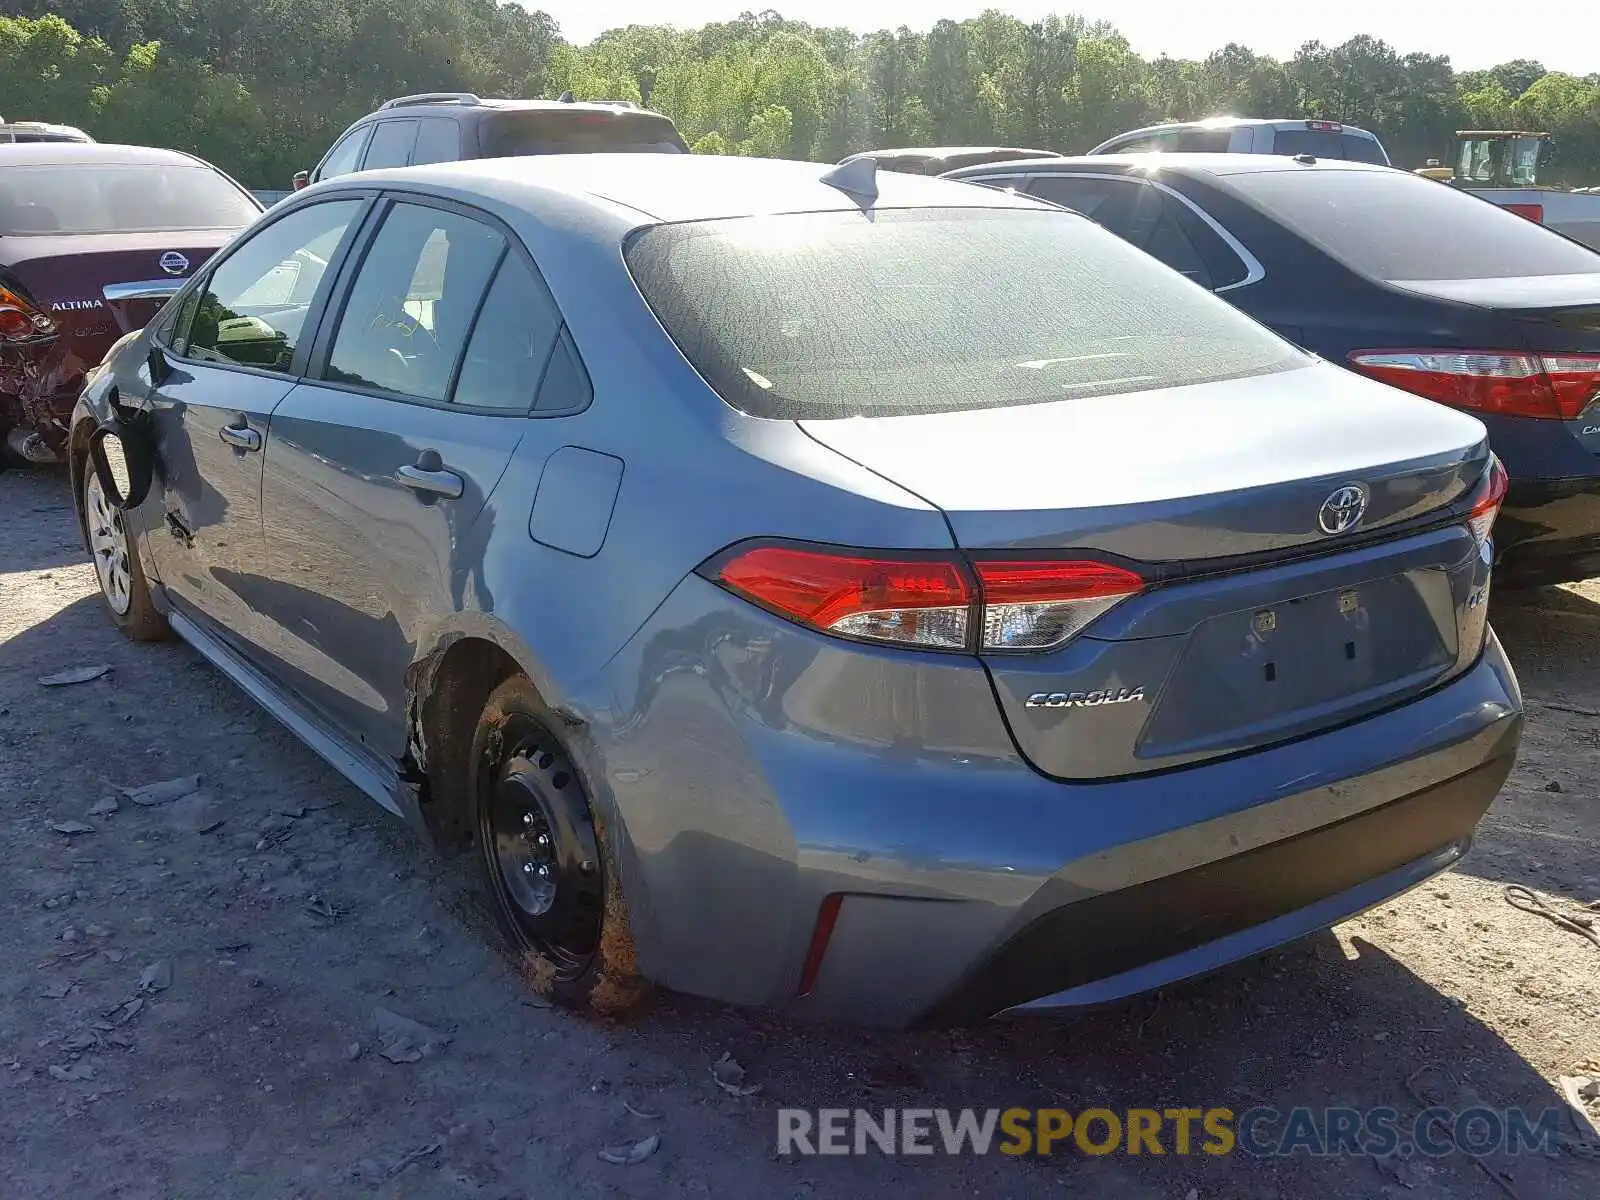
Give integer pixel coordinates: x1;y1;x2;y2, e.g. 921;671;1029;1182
319;128;370;179
1164;197;1251;289
481;110;686;157
1271;129;1389;165
1027;176;1157;242
535;331;592;413
0;165;257;235
180;200;360;371
1143;209;1211;287
1175;129;1231;152
410;118;460;166
454;255;562;410
326;202;503;401
363;120;418;170
1227;168;1600;281
627;208;1301;420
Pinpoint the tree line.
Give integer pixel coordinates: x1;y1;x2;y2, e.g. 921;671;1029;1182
2;3;1597;187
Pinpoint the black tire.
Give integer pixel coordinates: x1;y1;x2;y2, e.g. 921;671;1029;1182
81;458;169;641
469;676;648;1015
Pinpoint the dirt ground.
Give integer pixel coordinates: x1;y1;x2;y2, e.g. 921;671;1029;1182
2;462;1598;1199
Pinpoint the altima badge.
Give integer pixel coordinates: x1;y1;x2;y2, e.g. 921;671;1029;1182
1318;484;1369;535
1025;687;1146;709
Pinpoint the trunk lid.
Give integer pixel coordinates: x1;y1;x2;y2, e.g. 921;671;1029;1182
801;361;1494;779
1389;273;1600;457
2;230;229;360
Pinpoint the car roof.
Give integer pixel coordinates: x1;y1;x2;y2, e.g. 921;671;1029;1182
1111;117;1379;136
0;142;203;167
847;146;1055;159
353;153;1054;225
946;152;1400;180
359;98;672;121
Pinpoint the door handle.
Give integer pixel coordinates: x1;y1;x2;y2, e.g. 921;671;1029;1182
219;420;261;452
397;460;464;500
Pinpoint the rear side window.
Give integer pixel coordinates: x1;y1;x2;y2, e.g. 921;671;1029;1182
411;118;460;167
363;120;418;170
1227;168;1600;281
453;255;563;411
0;165;258;234
1271;129;1389;165
481;110;687;157
326;202;503;401
626;207;1301;420
1027;176;1155;242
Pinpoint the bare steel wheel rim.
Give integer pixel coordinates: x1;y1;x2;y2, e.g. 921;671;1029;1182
477;715;606;983
85;469;132;616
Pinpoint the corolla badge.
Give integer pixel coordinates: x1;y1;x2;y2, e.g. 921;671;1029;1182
158;250;190;276
1025;687;1146;709
1317;484;1369;535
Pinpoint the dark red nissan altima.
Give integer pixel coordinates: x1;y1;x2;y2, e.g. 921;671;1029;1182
0;142;260;464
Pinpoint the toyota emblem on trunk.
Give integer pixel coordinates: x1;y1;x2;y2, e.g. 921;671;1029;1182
1318;484;1369;535
158;251;190;276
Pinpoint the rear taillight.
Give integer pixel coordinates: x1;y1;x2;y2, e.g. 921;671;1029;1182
972;559;1145;651
1468;456;1509;545
0;284;55;341
706;543;1145;653
1502;202;1544;223
1349;350;1600;420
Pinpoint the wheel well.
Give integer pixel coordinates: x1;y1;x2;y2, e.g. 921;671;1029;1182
411;637;523;855
67;416;95;547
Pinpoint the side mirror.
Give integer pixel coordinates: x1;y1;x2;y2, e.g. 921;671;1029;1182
292;170;310;190
88;414;155;510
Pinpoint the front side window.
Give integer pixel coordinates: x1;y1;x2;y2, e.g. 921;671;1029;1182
0;165;258;235
627;207;1302;421
325;202;504;401
177;200;362;371
319;128;371;180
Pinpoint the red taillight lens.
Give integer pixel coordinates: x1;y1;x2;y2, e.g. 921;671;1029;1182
0;285;54;341
1503;202;1544;223
1349;350;1600;420
973;559;1145;651
708;544;1144;653
1468;456;1509;545
715;545;974;650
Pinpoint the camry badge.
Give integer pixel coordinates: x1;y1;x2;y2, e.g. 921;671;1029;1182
1318;484;1369;535
1025;687;1146;709
158;251;190;276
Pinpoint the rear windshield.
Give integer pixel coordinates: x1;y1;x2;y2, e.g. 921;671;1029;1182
1226;167;1600;281
482;110;687;157
626;207;1303;420
0;164;257;234
1271;129;1389;165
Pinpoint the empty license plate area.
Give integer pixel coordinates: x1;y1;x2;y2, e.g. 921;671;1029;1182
1138;571;1457;760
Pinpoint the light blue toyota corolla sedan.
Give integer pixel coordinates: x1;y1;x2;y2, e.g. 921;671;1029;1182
71;154;1522;1026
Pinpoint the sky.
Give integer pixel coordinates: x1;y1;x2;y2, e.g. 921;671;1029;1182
540;1;1597;75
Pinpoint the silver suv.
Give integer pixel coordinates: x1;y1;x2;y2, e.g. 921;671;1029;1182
1090;118;1390;165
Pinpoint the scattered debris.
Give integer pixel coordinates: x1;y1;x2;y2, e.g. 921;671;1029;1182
84;924;110;938
372;1007;450;1064
39;665;111;687
1545;779;1564;793
138;960;173;993
1373;1149;1426;1188
87;796;119;816
37;980;74;1000
61;1031;98;1053
1559;1076;1600;1144
345;1042;363;1062
50;821;95;836
598;1132;660;1165
96;997;143;1029
1504;884;1600;949
1541;701;1600;719
305;895;339;921
387;1142;441;1177
711;1052;763;1097
122;775;202;807
168;791;224;834
47;1062;95;1082
623;1099;662;1120
60;927;81;944
280;804;308;819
